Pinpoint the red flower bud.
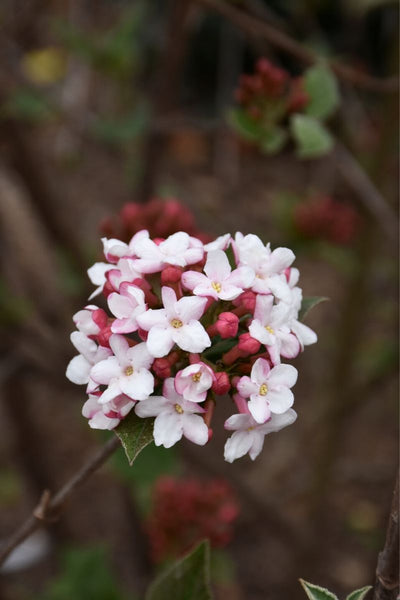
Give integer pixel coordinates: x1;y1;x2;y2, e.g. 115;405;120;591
215;312;239;339
153;358;171;379
212;372;231;395
238;333;260;356
233;290;256;313
161;266;183;284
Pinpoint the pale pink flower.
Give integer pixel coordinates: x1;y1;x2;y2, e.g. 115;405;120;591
108;283;146;334
237;357;297;423
82;393;135;430
87;262;113;299
233;233;294;301
224;409;297;462
107;258;142;292
204;233;231;252
286;287;318;349
175;362;215;403
90;334;154;404
249;295;300;364
66;332;112;390
182;250;254;301
136;286;211;357
135;378;208;448
72;305;103;336
132;231;204;274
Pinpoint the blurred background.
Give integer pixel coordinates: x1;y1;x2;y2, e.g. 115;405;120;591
0;1;398;599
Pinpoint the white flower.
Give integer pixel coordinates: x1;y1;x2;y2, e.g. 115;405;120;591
249;294;300;364
237;357;297;423
82;393;135;430
87;262;113;300
72;305;102;336
233;233;294;302
107;258;143;292
136;286;211;357
132;231;203;274
174;362;215;403
108;283;146;334
204;233;231;252
66;332;111;391
224;409;297;462
90;334;154;404
181;249;254;301
286;287;318;349
135;378;208;448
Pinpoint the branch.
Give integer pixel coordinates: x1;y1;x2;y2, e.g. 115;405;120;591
196;0;399;93
0;436;120;567
374;473;399;600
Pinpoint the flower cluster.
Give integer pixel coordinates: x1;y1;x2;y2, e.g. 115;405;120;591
294;196;360;245
146;476;239;563
66;230;317;462
100;197;211;245
235;57;309;121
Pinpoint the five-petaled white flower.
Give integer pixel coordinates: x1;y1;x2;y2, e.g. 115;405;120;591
82;393;135;430
66;332;112;391
137;286;211;357
224;409;297;462
90;334;154;404
237;357;298;423
132;231;203;274
135;378;208;448
182;249;254;301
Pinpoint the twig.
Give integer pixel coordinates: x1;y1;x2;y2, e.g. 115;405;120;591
0;436;120;567
374;473;399;600
196;0;399;93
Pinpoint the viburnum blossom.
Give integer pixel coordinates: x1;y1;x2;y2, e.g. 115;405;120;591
66;223;318;461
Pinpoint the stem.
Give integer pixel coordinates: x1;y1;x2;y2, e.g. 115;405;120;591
373;473;399;600
0;436;120;567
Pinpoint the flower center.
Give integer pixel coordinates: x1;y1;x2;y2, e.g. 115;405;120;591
174;403;184;414
125;366;134;376
170;318;183;328
211;281;222;293
247;426;254;432
192;372;201;383
265;325;275;334
259;383;268;396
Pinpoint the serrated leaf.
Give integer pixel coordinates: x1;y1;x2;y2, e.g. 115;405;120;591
299;579;339;600
291;114;334;158
260;126;287;154
114;412;154;466
346;586;372;600
304;64;340;120
299;296;329;321
227;108;261;141
146;540;212;600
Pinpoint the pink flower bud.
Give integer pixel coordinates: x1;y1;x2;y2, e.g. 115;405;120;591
237;333;260;356
232;290;256;315
153;358;171;379
161;266;182;284
212;372;231;395
97;324;112;347
215;312;239;339
92;308;108;330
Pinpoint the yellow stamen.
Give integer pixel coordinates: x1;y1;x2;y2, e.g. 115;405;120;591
247;426;254;432
170;318;183;328
211;281;222;293
174;403;184;414
192;373;201;383
125;366;134;376
259;383;268;396
265;325;275;335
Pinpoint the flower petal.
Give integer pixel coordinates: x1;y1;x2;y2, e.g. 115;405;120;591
182;413;208;445
268;364;298;388
153;412;183;448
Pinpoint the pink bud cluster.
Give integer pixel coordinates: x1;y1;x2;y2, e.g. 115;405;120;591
146;476;239;563
294;195;360;245
66;230;317;462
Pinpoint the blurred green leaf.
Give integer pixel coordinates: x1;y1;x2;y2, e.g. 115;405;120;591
203;336;237;361
299;296;329;321
299;579;339;600
227;108;261;141
91;105;148;145
291;114;334;158
0;280;32;326
346;586;372;600
1;88;56;123
146;540;212;600
42;547;128;600
304;64;340;120
260;126;288;154
115;411;154;466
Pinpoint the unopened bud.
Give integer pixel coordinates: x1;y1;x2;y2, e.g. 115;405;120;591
161;266;182;284
212;372;231;395
153;358;171;379
215;312;239;339
238;333;260;356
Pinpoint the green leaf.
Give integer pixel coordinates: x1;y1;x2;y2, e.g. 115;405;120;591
299;296;329;321
227;108;261;141
346;586;372;600
291;114;334;158
1;88;56;123
203;337;237;361
146;540;212;600
114;412;154;466
260;126;288;154
92;105;148;145
299;579;339;600
304;64;340;120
